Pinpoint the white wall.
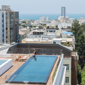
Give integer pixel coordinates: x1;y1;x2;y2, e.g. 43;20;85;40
53;54;66;85
0;59;12;76
63;58;71;85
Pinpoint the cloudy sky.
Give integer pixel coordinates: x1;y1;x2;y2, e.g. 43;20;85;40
0;0;85;14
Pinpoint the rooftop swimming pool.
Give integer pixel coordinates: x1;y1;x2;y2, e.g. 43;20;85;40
0;60;7;66
6;55;57;84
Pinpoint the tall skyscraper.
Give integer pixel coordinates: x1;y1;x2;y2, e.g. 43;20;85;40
0;5;19;44
61;7;66;18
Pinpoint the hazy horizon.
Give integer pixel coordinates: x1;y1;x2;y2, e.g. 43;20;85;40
0;0;85;14
19;14;85;20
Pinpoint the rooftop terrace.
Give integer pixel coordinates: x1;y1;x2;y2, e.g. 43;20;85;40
0;43;67;85
0;54;61;85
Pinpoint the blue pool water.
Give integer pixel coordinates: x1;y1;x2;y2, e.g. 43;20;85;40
6;55;57;84
0;60;7;66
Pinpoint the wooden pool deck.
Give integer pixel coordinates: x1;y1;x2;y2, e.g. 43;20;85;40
0;54;59;85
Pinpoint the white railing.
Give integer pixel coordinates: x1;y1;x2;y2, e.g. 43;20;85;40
53;54;66;85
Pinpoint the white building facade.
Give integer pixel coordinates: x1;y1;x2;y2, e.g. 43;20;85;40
63;58;71;85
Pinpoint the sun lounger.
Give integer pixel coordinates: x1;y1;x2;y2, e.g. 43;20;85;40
15;55;21;61
19;56;27;61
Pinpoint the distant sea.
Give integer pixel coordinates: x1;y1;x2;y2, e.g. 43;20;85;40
19;14;85;20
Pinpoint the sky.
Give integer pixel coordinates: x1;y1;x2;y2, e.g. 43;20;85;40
0;0;85;14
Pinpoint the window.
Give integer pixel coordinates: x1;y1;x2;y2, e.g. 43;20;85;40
64;64;69;71
2;29;4;32
65;77;69;83
10;28;13;30
10;15;13;17
10;19;13;21
2;19;4;22
53;42;56;44
2;14;4;18
49;31;52;32
2;24;4;27
2;34;4;37
6;40;8;42
10;23;13;25
2;39;4;42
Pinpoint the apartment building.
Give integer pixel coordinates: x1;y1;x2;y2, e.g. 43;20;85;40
0;5;19;44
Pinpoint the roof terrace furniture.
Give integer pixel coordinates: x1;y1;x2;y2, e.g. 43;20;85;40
19;56;27;61
15;55;21;61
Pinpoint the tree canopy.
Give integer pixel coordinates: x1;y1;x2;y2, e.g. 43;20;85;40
51;26;54;28
71;20;85;84
71;20;80;38
71;20;85;58
22;21;26;23
81;66;85;85
76;31;85;57
55;25;58;28
77;64;81;84
22;25;27;28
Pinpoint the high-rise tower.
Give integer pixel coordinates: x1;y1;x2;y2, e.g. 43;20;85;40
61;7;66;18
0;5;19;44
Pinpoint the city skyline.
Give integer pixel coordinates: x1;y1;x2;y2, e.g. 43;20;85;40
0;0;85;14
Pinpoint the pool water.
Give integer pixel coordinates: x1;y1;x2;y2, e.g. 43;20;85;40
0;60;7;66
6;55;57;84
